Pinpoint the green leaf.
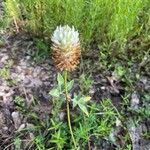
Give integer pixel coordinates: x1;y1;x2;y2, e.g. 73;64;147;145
72;95;89;116
14;138;21;150
67;80;74;91
49;89;60;98
79;96;91;103
78;104;89;117
48;119;62;130
72;95;79;108
57;73;64;87
114;66;126;77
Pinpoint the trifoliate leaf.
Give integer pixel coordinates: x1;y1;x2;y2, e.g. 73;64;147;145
49;89;60;98
67;80;74;91
72;95;79;108
57;73;64;87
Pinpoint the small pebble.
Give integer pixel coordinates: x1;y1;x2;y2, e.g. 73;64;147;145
11;111;21;129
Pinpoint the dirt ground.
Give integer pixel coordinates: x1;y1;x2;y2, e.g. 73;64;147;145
0;29;150;149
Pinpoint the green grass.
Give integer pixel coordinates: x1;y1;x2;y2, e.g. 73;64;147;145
109;0;143;41
4;0;149;50
0;67;10;79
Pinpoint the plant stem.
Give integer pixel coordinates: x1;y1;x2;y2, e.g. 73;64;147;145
64;70;77;149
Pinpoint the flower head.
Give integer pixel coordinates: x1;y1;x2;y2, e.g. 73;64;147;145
52;25;79;50
51;25;81;71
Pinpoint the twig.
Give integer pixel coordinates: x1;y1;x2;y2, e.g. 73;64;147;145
13;17;19;32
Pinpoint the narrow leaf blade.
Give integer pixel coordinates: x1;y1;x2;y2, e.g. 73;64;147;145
79;104;89;117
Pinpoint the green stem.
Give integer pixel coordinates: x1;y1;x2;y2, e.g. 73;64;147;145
64;70;77;149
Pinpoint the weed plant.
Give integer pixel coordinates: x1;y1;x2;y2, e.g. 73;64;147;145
10;73;124;149
17;82;122;149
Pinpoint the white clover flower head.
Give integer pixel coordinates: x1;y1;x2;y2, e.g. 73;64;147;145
52;25;79;49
